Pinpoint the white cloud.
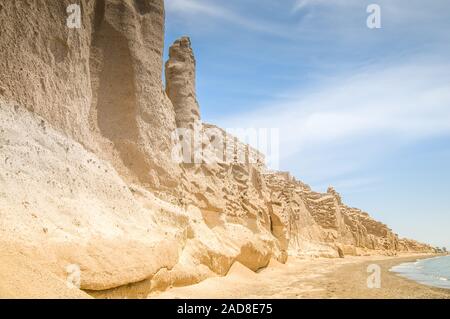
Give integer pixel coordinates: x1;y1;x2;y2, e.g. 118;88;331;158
215;57;450;182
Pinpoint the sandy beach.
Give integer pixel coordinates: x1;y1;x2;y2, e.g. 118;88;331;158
2;246;449;299
148;254;450;299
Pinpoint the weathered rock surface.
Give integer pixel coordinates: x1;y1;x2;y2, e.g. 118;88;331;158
166;37;201;129
0;0;435;298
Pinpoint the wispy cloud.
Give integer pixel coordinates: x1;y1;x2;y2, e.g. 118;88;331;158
166;0;287;36
166;0;450;246
292;0;360;13
313;176;381;194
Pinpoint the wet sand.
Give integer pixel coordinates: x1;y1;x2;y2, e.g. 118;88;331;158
151;255;450;299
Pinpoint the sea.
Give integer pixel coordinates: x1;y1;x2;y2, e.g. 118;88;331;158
390;255;450;289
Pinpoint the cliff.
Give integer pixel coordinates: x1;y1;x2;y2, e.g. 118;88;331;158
0;0;434;297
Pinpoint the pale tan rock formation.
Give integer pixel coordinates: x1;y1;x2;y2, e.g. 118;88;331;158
259;173;434;257
166;37;201;129
398;238;435;253
0;0;181;192
0;0;435;298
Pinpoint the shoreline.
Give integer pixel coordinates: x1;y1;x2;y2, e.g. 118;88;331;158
151;254;450;299
302;254;450;299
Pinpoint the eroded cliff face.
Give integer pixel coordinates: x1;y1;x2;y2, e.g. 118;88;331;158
0;0;434;297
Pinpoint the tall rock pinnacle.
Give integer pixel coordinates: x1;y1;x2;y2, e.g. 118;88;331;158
165;37;201;129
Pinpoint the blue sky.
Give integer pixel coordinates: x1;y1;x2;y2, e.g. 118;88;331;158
164;0;450;249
